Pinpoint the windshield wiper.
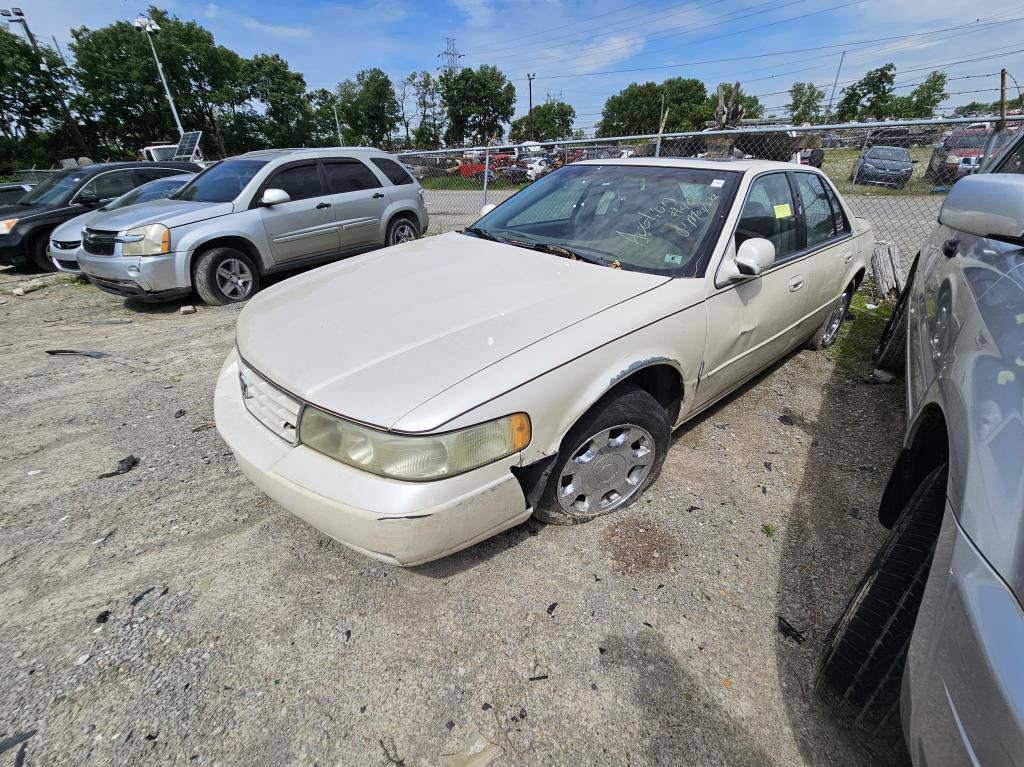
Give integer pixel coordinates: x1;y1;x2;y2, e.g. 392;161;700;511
517;240;605;266
463;226;505;243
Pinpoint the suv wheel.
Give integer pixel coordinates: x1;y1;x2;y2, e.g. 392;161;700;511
534;384;670;525
815;463;947;747
194;247;260;305
386;217;419;246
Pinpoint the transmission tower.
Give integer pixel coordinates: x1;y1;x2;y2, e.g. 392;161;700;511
437;38;464;74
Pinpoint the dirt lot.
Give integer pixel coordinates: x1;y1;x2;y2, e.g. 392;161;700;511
1;268;904;766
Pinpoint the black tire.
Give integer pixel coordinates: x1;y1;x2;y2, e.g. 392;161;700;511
534;383;670;525
816;463;947;748
873;252;919;375
385;215;419;246
193;247;260;306
30;234;56;272
804;284;853;351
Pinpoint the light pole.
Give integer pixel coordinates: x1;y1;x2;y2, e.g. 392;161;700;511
133;14;184;137
1;6;89;155
527;73;536;141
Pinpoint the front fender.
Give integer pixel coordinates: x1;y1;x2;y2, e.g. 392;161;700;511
176;223;271;285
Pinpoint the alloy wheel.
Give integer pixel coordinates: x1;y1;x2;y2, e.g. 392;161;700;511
215;258;254;300
823;291;851;346
390;221;417;245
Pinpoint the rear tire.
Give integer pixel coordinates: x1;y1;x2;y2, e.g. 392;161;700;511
193;247;260;306
804;285;852;350
873;253;919;375
386;216;419;246
534;384;670;525
30;235;56;272
815;463;947;749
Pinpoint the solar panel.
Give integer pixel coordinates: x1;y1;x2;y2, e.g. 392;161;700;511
173;131;203;161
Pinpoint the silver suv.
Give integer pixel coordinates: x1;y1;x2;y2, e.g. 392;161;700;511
817;132;1024;763
77;148;428;304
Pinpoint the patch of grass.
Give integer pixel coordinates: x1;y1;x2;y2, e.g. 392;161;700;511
830;290;893;375
418;176;528;191
761;523;777;538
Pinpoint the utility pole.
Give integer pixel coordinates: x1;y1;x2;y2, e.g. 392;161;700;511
825;49;846;121
1;7;88;155
332;106;344;146
999;68;1008;131
134;15;184;137
437;38;464;74
527;73;536;141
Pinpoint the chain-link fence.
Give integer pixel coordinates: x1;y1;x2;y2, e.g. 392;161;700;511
400;116;1023;263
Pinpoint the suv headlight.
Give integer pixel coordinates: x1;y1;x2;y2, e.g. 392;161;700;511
300;408;531;481
0;218;19;235
120;224;170;256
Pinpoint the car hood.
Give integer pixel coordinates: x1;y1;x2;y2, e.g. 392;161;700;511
0;201;68;223
236;231;669;430
51;209;101;242
83;198;232;233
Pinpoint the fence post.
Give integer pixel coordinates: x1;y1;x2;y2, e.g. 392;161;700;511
482;143;490;208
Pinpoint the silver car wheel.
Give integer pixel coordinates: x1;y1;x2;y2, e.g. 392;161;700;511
215;258;254;301
389;220;417;245
822;291;851;346
556;424;655;516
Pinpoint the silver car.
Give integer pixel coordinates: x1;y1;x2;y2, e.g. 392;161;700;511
817;138;1024;763
77;148;427;304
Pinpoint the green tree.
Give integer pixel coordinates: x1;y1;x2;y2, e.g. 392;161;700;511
509;97;575;143
410;71;444;149
441;64;516;146
244;53;315;148
835;63;896;121
336;68;400;148
891;72;947;118
596;77;709;136
786;82;825;124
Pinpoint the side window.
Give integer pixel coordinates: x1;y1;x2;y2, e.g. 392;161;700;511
995;137;1024;174
820;178;851;236
323;159;382;193
371;157;413;186
735;173;798;260
795;173;834;248
79;170;135;201
267;163;323;201
133;167;180;184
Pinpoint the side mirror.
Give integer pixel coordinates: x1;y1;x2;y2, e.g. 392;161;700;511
939;174;1024;243
721;237;776;281
479;203;496;217
75;194;101;206
260;188;290;206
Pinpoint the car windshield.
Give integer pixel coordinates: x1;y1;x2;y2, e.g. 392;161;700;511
471;164;737;276
867;147;910;162
104;176;191;211
948;134;988;149
17;171;87;206
173;159;268;203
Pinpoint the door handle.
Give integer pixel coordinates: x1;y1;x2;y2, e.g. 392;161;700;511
788;276;805;292
372;192;385;199
316;202;331;209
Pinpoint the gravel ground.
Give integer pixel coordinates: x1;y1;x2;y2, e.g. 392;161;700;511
1;267;904;766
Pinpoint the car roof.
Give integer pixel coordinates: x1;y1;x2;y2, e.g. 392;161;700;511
54;161;199;175
237;147;391;161
573;157;804;173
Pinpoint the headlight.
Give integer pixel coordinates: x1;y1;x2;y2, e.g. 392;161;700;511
945;154;962;164
120;224;170;256
0;218;19;235
300;408;531;481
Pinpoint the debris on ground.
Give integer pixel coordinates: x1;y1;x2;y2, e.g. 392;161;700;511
191;422;216;433
778;414;795;426
777;615;807;644
45;349;110;359
546;602;558;616
378;737;406;766
130;587;156;607
96;610;111;624
866;368;896;384
27;470;41;476
439;727;504;767
528;674;549;682
81;319;132;325
174;409;186;418
12;279;44;296
91;529;116;545
98;455;138;479
179;305;197;315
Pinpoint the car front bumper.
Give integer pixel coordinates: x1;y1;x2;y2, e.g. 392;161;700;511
854;169;912;187
0;231;28;264
213;349;532;566
49;244;82;273
78;250;190;301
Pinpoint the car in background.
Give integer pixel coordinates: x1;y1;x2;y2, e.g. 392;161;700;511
850;145;915;189
524;156;551;181
817;134;1024;763
215;158;871;566
925;128;990;184
78;148;427;305
0;182;33;206
0;161;201;271
864;125;914;148
48;173;195;273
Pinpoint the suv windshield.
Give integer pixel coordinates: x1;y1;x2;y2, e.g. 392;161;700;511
471;164;737;276
867;147;910;162
173;159;268;203
104;176;190;211
18;171;88;206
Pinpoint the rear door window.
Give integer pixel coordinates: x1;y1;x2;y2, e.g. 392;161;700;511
794;173;835;248
79;170;135;201
323;159;382;193
371;157;414;185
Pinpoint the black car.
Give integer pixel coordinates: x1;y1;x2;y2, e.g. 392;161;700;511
851;145;915;189
0;161;201;271
0;182;33;206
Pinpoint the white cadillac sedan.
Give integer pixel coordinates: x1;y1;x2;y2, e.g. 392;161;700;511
215;158;871;565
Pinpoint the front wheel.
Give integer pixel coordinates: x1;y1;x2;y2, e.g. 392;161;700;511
31;236;56;272
534;384;670;525
805;285;852;350
193;247;260;306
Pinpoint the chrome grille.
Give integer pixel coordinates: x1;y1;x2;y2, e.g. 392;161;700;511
82;228;118;256
238;360;301;445
52;239;81;250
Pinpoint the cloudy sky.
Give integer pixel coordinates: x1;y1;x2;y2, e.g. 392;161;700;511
14;0;1024;132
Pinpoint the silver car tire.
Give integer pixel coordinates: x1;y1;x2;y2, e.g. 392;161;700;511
534;384;670;526
193;247;261;306
386;216;419;246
